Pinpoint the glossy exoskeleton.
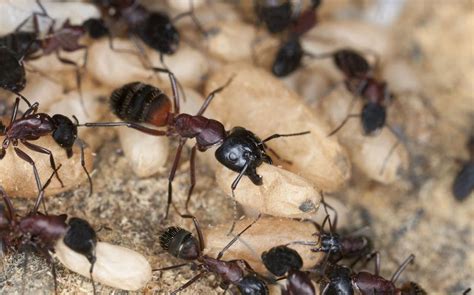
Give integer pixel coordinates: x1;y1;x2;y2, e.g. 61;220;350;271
0;47;32;107
0;184;98;293
262;245;315;295
92;0;204;59
0;97;92;207
320;253;417;295
452;135;474;201
157;215;268;294
83;68;308;219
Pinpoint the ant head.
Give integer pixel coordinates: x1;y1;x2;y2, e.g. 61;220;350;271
399;282;427;295
63;218;98;263
261;245;303;276
0;47;26;93
237;274;269;295
215;127;271;185
137;12;179;55
333;49;370;78
319;232;342;254
320;264;352;294
255;1;293;34
82;18;109;39
361;102;386;135
51;114;78;152
272;38;304;77
159;227;200;260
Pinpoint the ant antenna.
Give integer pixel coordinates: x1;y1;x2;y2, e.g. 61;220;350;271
218;214;261;260
391;254;415;284
262;131;310;143
73;115;94;197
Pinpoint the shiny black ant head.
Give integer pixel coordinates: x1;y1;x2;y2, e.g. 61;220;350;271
63;217;97;263
159;227;200;260
333;49;370;79
272;38;303;77
237;274;269;295
320;232;342;253
0;47;26;93
321;264;353;295
136;12;179;55
51;115;78;156
261;245;303;276
361;102;386;135
255;1;293;33
400;281;427;295
82;18;109;39
215;127;272;186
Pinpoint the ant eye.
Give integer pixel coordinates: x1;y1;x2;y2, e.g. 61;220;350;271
228;152;238;162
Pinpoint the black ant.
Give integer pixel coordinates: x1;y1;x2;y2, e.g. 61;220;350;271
270;0;323;77
155;214;268;294
452;135;474;201
0;172;98;294
320;252;417;294
261;245;315;295
0;96;93;207
91;0;206;64
81;68;309;222
0;47;32;108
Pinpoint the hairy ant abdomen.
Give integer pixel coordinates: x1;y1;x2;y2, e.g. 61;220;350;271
261;245;303;277
333;49;371;78
110;82;172;126
159;226;200;260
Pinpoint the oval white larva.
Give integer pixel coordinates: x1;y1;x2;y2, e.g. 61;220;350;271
54;239;152;291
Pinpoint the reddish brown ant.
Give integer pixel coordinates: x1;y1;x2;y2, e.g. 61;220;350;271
452;135;474;201
156;214;269;294
81;68;309;221
0;171;98;294
0;96;93;207
261;245;315;295
320;252;418;294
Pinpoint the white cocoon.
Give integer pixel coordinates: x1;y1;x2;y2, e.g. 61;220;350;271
54;239;152;291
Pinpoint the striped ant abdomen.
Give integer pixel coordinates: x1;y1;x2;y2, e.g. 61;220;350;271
110;82;172;126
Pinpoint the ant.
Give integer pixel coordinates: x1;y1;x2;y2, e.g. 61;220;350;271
0;47;33;107
270;0;323;77
452;135;474;201
81;68;309;221
155;214;268;294
261;245;315;295
0;96;93;207
91;0;206;65
320;252;417;294
0;171;98;294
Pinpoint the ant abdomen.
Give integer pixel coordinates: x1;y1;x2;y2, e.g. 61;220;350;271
159;226;200;260
110;82;172;126
237;274;269;295
361;102;386;135
333;49;371;78
261;245;303;276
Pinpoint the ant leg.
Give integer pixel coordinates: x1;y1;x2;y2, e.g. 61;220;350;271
262;130;311;143
178;213;205;252
363;251;381;275
55;50;88;116
21;140;64;187
153;262;193;271
82;121;167;136
185;145;197;214
390;254;415;284
319;192;338;232
227;162;250;235
217;214;261;260
196;75;235;116
32;163;61;214
172;0;207;36
13;147;43;198
9;97;21;124
150;67;180;113
166;139;187;218
171;271;207;295
0;187;16;222
327;114;360;137
379;124;405;175
21;102;40;118
76;138;93;197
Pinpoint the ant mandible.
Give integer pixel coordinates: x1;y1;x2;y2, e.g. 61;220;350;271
82;68;309;219
261;245;316;295
0;171;98;294
156;214;268;294
0;96;93;209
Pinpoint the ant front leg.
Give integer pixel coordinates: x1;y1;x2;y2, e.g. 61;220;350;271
165;139;187;218
0;187;16;223
217;214;261;260
82;121;167;136
150;67;180;113
390;254;415;284
76;138;93;197
227;162;250;235
327;114;360;137
171;270;208;295
21;140;64;188
13;147;43;199
185;145;197;214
